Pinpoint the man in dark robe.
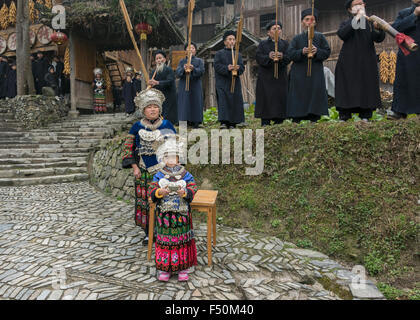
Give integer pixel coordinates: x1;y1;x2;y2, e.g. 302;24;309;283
0;55;9;99
6;62;17;99
44;65;59;96
390;0;420;119
148;50;178;125
286;8;331;122
33;51;49;94
52;56;65;96
335;0;385;122
214;30;245;129
122;68;136;115
255;21;291;126
176;42;205;128
112;84;122;113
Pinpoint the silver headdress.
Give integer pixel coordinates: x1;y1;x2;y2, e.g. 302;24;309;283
125;66;134;75
156;135;187;164
134;88;165;116
93;68;103;76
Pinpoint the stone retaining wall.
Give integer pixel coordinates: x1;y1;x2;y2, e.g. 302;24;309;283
0;95;69;129
90;134;134;201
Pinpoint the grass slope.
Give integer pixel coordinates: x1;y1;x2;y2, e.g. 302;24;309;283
186;117;420;299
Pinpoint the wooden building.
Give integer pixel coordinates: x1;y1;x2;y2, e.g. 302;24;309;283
1;0;184;116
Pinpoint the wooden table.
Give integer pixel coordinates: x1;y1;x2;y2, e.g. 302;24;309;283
147;190;218;266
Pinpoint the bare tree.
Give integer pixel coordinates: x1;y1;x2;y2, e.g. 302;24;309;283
16;0;35;95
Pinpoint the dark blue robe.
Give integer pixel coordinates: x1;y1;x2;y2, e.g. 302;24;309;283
122;80;136;114
0;61;8;99
133;78;142;94
122;119;177;171
255;38;290;120
335;19;385;111
150;66;178;125
214;47;245;124
176;56;205;123
6;68;17;98
286;31;331;118
33;57;49;94
392;5;420;115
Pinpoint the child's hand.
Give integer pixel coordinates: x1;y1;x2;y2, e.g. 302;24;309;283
177;188;186;198
159;188;170;197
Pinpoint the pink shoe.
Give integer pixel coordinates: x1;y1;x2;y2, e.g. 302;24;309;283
158;271;171;282
178;270;189;282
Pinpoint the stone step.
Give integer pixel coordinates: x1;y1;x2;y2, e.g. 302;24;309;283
0;166;87;179
0;173;89;186
44;128;115;134
0;152;89;159
0;142;95;149
0;160;87;170
28;131;106;138
0;113;14;120
0;131;27;137
0;147;91;154
0;157;87;165
0;142;62;148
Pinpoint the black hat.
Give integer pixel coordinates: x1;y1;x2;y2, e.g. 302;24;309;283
301;8;320;21
153;49;167;59
184;42;198;51
223;30;236;41
345;0;354;9
266;20;283;31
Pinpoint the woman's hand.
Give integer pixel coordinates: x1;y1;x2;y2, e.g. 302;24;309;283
177;188;186;198
132;165;141;179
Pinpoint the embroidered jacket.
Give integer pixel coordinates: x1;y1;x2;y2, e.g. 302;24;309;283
122;117;176;173
148;166;198;212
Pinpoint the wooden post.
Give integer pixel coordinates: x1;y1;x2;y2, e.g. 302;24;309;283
208;61;216;108
16;0;35;95
140;38;148;90
68;30;79;118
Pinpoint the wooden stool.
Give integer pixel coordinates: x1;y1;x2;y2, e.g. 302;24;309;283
147;190;218;266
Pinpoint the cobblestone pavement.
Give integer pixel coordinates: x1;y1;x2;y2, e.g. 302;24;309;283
0;182;384;300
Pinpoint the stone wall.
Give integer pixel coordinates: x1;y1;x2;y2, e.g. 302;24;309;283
90;134;135;201
0;95;69;129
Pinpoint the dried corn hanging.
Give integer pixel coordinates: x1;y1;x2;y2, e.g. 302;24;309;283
45;0;53;9
379;50;390;84
8;1;17;26
0;4;9;30
63;46;70;76
104;68;112;94
29;0;38;23
388;50;397;85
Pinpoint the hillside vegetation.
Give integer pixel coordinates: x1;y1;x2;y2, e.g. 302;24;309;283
186;117;420;299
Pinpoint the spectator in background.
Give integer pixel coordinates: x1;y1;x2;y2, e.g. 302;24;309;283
6;61;17;99
133;72;142;94
122;67;136;115
52;55;64;96
33;51;49;94
112;84;122;113
44;65;59;96
0;55;9;99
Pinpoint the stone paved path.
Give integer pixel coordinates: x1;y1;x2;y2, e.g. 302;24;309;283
0;182;384;300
